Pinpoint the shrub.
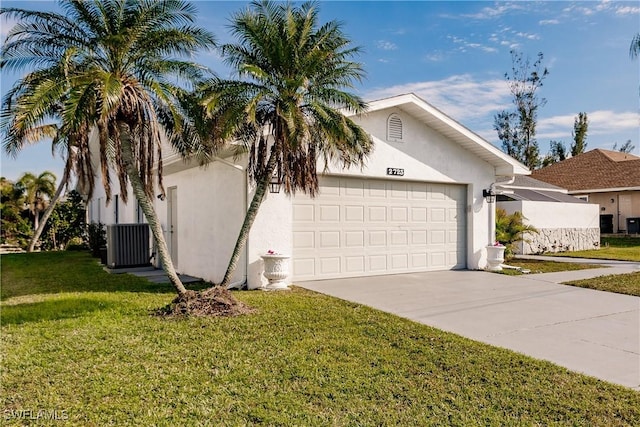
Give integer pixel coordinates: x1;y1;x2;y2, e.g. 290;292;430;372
496;208;538;259
86;222;106;257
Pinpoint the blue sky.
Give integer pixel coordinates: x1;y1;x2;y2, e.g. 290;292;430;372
1;0;639;182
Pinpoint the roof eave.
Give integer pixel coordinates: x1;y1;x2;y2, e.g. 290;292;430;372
569;186;640;194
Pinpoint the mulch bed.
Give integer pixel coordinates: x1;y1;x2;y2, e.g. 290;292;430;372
153;287;255;318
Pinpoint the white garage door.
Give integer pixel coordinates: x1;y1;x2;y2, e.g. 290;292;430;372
292;176;467;281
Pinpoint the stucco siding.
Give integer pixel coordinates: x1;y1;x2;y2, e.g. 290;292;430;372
160;161;247;284
583;191;640;232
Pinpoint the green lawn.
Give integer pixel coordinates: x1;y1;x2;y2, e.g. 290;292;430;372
2;252;639;426
564;272;640;297
550;236;640;262
499;258;603;275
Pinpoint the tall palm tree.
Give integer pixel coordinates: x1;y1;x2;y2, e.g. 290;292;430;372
203;1;373;286
630;33;640;59
17;171;57;231
1;0;216;296
2;50;95;253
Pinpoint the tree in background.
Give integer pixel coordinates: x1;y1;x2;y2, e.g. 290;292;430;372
40;190;86;250
613;140;636;153
16;171;56;232
570;112;588;156
0;177;31;247
631;33;640;59
203;1;373;287
494;50;548;170
541;140;567;167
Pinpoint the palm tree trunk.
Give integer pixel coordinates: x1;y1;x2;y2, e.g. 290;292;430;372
33;208;39;232
221;154;276;287
118;122;187;296
27;177;67;252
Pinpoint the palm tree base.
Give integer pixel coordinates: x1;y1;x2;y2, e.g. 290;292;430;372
153;287;254;318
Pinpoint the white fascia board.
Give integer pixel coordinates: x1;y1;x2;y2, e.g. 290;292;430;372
500;185;568;194
569;186;640;194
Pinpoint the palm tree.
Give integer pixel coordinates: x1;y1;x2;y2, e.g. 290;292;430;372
203;1;373;286
17;171;56;232
1;0;216;296
630;33;640;59
2;50;95;253
495;208;538;259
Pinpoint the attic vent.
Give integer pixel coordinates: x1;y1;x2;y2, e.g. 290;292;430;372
387;114;403;141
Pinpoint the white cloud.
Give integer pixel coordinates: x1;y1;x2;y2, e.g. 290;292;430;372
424;51;446;62
462;3;525;20
366;74;511;124
616;6;640;15
538;110;640;139
376;40;397;51
515;32;540;40
448;35;498;54
539;19;560;25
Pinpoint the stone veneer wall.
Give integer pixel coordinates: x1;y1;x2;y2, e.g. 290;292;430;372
520;228;601;255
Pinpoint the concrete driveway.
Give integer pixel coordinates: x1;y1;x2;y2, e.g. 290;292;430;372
300;268;640;390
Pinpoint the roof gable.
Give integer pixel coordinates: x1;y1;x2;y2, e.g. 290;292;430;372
352;93;529;176
531;149;640;192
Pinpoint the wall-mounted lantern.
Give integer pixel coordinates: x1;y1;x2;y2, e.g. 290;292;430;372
269;173;282;194
482;188;496;203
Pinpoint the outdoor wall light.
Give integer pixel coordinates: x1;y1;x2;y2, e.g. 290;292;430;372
483;188;496;203
269;173;282;194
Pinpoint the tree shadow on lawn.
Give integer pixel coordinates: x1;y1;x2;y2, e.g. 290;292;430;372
1;297;118;325
1;252;210;301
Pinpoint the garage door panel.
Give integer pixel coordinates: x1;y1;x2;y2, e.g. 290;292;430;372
430;208;446;222
319;205;340;222
293;231;314;249
345;256;365;273
345;231;365;248
293;177;466;281
411;253;428;268
412;207;427;222
369;230;387;246
369;255;387;271
345;205;364;221
293;204;314;222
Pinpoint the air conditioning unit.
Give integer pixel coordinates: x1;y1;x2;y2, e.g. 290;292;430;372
106;224;150;268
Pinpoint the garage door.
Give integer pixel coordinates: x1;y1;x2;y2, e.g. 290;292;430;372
292;176;467;281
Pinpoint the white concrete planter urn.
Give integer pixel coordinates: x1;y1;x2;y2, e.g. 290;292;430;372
486;243;506;272
260;251;291;290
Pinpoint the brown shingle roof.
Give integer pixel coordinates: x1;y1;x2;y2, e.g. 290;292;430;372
531;149;640;191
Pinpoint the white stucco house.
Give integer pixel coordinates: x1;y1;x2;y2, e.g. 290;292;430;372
87;93;529;288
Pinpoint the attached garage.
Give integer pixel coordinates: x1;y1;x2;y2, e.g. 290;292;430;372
95;93;529;288
292;176;467;281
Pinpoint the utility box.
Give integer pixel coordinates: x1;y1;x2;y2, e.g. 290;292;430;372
599;214;614;234
106;224;151;268
626;217;640;234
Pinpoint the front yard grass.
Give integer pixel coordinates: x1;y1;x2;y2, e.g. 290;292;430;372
550;236;640;262
500;258;603;275
564;272;640;297
2;252;639;426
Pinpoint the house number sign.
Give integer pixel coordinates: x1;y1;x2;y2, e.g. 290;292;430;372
386;167;405;176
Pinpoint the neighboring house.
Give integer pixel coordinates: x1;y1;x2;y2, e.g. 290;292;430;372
87;93;529;288
532;149;640;234
496;175;600;254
